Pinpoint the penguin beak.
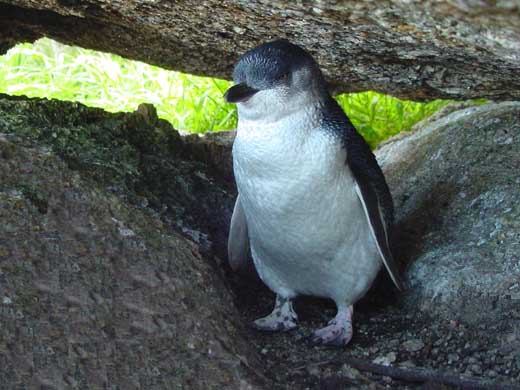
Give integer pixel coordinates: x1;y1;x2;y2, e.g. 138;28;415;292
224;83;259;103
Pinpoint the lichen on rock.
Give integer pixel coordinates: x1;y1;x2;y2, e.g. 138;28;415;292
0;95;262;389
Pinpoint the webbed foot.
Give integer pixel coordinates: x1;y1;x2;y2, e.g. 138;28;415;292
310;305;353;346
252;295;298;332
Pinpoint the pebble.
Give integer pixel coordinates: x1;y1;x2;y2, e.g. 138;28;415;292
340;364;361;380
402;339;425;352
470;364;483;375
448;353;460;364
306;366;321;377
373;352;397;366
486;369;498;377
433;338;444;347
387;339;400;348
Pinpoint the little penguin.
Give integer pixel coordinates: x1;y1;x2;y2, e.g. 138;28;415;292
225;40;404;346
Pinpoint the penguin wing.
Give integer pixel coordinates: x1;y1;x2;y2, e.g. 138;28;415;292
353;173;404;290
346;130;405;291
227;194;250;271
320;98;403;289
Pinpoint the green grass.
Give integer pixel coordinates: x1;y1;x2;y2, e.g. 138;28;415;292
0;38;453;147
0;38;236;132
336;92;450;148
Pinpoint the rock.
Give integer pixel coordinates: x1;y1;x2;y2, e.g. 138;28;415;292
2;89;520;388
402;339;425;353
387;339;400;349
182;130;236;183
306;365;321;377
399;360;416;368
486;369;498;378
448;353;460;364
1;1;520;100
378;101;520;324
373;352;397;366
470;364;483;375
339;364;362;380
0;96;263;389
0;96;236;261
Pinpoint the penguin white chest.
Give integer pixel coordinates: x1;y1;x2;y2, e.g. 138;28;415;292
233;114;381;302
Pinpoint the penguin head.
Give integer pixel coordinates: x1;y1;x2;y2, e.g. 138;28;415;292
224;40;329;121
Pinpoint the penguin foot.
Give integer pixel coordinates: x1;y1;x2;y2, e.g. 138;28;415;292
310;305;353;346
252;295;298;332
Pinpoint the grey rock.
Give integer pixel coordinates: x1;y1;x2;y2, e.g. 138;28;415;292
387;339;400;348
306;365;321;377
470;364;482;375
373;352;397;366
448;353;460;364
1;90;520;388
378;101;520;324
339;364;362;380
402;339;425;353
0;1;519;100
486;369;498;378
468;357;479;364
0;96;263;389
399;360;417;368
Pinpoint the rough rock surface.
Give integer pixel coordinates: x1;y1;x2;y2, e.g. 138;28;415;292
1;94;520;388
1;0;520;100
0;96;263;389
378;101;520;323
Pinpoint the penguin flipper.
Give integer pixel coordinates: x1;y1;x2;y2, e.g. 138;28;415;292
353;175;405;291
227;194;250;271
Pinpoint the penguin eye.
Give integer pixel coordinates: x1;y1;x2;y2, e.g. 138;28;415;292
279;72;290;82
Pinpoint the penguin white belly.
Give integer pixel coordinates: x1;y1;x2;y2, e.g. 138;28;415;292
233;116;381;304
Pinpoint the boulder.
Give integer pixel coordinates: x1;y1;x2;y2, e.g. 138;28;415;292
378;102;520;323
1;0;519;100
0;96;263;389
1;92;520;388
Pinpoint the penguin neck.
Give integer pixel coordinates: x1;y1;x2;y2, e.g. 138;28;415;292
237;99;323;140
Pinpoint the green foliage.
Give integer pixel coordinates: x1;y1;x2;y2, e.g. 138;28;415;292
0;38;236;133
0;38;456;147
336;92;450;148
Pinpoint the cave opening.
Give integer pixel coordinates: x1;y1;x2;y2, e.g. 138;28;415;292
0;38;457;149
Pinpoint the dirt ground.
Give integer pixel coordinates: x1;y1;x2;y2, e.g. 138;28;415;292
229;273;520;390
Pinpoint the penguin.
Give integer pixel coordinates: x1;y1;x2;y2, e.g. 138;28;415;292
225;40;404;346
